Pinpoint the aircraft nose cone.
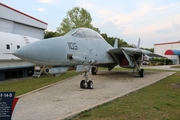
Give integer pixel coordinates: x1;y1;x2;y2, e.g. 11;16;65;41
13;38;66;65
14;44;34;61
14;40;53;63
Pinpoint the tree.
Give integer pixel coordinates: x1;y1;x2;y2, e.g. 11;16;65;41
57;7;100;35
101;33;129;47
44;31;61;39
141;47;154;53
91;26;100;33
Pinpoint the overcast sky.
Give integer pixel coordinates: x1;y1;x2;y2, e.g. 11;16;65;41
1;0;180;48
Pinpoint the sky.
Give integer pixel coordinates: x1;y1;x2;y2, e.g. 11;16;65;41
1;0;180;48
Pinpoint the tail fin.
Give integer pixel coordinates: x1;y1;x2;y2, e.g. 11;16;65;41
137;38;140;49
114;39;118;48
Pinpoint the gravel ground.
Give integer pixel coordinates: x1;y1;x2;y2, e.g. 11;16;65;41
12;70;174;120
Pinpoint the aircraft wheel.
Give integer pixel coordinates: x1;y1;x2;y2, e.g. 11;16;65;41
140;69;144;77
80;80;86;88
91;67;97;75
87;80;93;89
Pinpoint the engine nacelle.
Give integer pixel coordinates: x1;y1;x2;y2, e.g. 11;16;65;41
45;67;69;76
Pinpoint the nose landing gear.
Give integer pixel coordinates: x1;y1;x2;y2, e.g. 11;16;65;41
80;72;93;89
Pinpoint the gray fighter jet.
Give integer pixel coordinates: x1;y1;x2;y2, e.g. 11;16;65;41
13;28;163;89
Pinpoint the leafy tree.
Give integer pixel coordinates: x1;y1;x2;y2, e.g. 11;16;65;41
57;7;100;35
44;31;61;39
101;33;129;47
91;26;100;33
141;47;154;53
151;58;172;65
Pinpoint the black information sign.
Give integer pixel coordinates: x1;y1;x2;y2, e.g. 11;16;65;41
0;92;15;120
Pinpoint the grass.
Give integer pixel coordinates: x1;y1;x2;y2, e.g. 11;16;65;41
170;65;180;68
0;70;79;96
74;71;180;120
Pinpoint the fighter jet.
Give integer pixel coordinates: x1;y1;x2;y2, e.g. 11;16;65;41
13;28;164;89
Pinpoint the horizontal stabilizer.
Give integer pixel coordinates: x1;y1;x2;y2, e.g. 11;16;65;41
146;53;166;58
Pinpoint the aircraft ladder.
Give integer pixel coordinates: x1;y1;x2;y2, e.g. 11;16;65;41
32;65;46;78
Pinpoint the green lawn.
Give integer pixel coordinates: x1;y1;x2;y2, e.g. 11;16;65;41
0;71;79;96
170;65;180;68
74;71;180;120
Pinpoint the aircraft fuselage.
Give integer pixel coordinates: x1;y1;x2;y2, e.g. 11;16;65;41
14;35;115;67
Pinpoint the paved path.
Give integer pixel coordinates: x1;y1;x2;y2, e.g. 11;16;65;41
12;70;174;120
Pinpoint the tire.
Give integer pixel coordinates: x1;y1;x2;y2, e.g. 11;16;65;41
140;69;144;77
87;80;93;89
80;80;86;88
91;67;97;75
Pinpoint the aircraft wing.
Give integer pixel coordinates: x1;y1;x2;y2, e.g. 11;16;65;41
144;53;166;58
108;47;139;68
108;47;166;68
109;47;166;58
108;47;144;57
108;48;124;54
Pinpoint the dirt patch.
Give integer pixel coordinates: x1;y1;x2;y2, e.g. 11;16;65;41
171;83;180;88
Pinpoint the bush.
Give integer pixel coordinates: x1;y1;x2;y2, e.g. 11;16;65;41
150;58;172;65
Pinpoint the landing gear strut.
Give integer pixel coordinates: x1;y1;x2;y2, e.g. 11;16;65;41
80;72;93;89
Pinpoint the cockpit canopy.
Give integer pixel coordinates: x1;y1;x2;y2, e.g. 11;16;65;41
65;28;104;40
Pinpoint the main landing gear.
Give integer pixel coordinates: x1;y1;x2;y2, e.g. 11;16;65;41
138;69;144;77
134;59;144;77
80;72;93;89
91;66;98;75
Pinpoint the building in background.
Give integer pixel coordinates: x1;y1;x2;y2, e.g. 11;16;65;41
154;42;180;65
0;3;48;80
0;2;47;39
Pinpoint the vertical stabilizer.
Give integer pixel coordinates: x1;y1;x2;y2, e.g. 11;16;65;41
114;39;118;48
137;38;140;49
